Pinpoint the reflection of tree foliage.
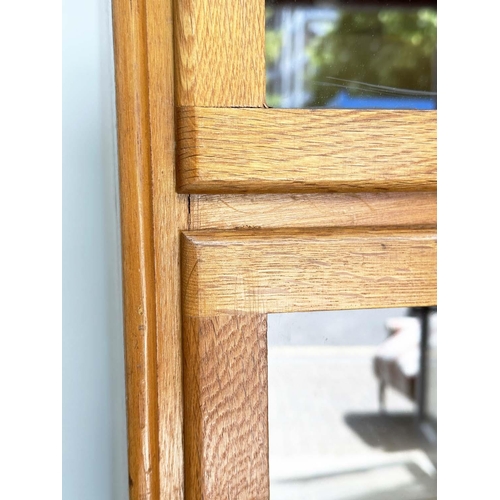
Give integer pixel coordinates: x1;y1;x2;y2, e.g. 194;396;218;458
266;8;282;65
265;7;437;107
265;7;283;107
308;9;436;106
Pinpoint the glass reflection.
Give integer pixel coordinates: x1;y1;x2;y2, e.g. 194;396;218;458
266;1;437;109
267;307;437;500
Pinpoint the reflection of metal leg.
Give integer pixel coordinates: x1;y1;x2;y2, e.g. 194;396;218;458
417;307;430;422
379;381;386;412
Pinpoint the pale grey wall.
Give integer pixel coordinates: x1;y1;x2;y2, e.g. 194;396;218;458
62;0;128;497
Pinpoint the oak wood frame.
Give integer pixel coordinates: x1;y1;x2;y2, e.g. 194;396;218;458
113;0;437;498
177;108;436;193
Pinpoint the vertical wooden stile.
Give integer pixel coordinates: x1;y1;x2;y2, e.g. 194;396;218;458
174;0;271;498
183;315;270;500
174;0;266;107
146;0;189;498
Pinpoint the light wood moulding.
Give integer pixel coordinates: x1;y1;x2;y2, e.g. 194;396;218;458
113;0;188;497
188;192;437;230
112;0;160;496
177;108;436;193
182;227;437;317
146;0;188;497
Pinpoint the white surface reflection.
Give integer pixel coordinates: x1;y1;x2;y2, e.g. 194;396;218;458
267;309;437;500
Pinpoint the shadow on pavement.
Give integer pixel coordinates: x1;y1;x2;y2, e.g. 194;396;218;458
343;412;436;464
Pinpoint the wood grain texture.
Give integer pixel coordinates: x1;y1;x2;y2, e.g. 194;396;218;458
182;227;437;317
174;0;265;106
145;0;189;497
112;0;160;496
177;108;436;193
183;314;269;500
189;192;437;230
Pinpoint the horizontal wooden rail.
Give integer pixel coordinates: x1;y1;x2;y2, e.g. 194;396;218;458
188;192;437;230
182;227;437;317
177;108;436;194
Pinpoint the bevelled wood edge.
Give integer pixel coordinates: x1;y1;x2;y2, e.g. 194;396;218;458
188;192;437;230
183;314;269;500
177;107;436;194
112;0;160;497
146;0;188;498
182;227;437;317
174;0;266;106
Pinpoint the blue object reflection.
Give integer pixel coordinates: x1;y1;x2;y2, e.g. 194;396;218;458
327;90;436;110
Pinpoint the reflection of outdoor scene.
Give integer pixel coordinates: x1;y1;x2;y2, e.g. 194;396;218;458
267;308;437;500
266;2;437;108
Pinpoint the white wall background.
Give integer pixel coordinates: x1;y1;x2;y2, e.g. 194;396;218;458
62;0;129;497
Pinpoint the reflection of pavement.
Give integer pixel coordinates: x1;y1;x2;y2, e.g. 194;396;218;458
268;346;436;500
268;309;408;346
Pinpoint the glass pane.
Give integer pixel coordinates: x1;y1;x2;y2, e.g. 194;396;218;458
267;307;437;500
266;1;437;109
